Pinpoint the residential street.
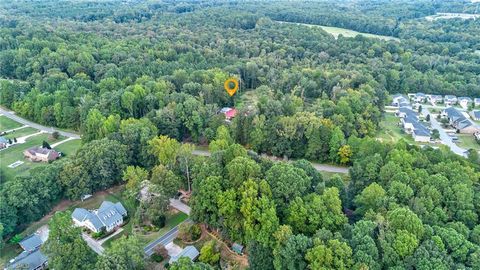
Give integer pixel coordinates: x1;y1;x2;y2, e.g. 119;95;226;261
144;220;190;256
192;150;349;173
0;107;81;139
422;108;467;157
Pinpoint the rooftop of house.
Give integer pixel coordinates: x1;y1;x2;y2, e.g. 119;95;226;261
24;147;59;160
443;107;464;119
169;246;200;264
398;107;417;118
0;136;8;144
19;234;43;252
6;250;47;270
412;121;430;136
473;111;480;119
475;98;480;103
72;201;127;231
444;95;457;100
457;119;474;130
416;92;426;97
459;97;473;102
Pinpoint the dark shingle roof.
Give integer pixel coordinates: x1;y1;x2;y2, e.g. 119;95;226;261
19;235;43;252
6;250;47;270
72;201;127;231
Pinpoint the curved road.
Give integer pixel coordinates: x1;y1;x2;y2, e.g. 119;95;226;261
422;108;467;157
192;150;349;173
0;107;80;139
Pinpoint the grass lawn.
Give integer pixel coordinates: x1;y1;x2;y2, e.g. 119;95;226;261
376;113;411;144
3;127;38;139
0;116;23;132
0;133;66;183
456;134;480;151
55;139;82;156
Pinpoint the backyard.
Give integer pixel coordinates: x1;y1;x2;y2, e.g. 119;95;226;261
456;134;480;151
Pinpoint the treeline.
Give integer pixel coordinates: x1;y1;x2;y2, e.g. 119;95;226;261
190;135;480;269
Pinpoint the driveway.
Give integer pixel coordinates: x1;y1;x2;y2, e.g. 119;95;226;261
169;199;191;215
422;108;467;157
0;107;80;139
193;150;349;174
82;233;105;254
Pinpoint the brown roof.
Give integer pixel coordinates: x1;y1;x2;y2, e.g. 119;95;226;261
25;147;60;160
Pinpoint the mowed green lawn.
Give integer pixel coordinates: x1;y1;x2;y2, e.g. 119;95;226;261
456;134;480;151
55;139;82;156
0;133;65;182
3;127;39;139
0;116;23;132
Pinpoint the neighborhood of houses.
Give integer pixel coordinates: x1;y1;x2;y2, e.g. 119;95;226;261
391;93;480;154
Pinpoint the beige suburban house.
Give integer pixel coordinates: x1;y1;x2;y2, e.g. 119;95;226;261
23;147;60;162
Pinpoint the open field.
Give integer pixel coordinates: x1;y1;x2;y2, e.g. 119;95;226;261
0;115;23;131
276;21;399;41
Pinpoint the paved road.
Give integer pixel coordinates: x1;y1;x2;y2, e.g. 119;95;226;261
0;107;81;139
423;108;467;157
193;150;349;173
144;219;190;256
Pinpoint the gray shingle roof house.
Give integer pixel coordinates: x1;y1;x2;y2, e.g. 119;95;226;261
471;111;480;121
72;201;127;233
169;246;200;264
396;107;430;142
19;235;43;252
442;107;479;134
444;95;457;105
5;234;48;270
475;98;480;107
5;250;48;270
391;94;410;107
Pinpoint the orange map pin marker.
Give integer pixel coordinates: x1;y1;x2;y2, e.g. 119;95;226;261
224;78;239;97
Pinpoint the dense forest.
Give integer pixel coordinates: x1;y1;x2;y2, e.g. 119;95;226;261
1;0;480;269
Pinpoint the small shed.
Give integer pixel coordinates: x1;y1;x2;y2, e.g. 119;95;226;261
232;243;244;255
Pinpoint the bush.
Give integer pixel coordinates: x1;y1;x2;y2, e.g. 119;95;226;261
178;222;201;242
151;254;164;262
151;215;165;228
51;131;60;139
9;234;23;244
